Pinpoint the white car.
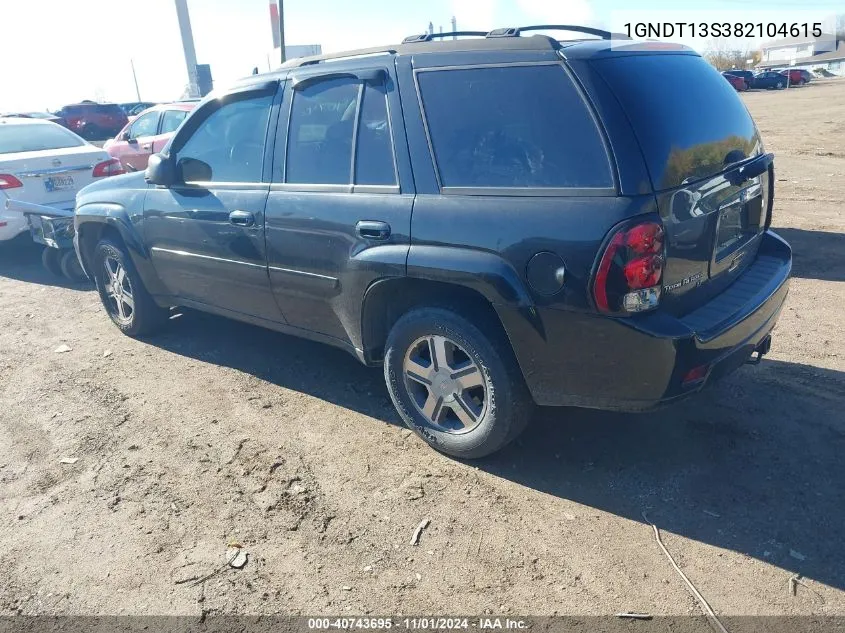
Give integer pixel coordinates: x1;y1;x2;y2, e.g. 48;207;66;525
0;118;124;242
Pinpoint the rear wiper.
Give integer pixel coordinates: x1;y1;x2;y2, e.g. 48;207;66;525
726;153;774;186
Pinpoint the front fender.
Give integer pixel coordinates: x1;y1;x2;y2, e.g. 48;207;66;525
74;203;166;296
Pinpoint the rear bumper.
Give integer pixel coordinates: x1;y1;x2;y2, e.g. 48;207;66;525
504;230;792;410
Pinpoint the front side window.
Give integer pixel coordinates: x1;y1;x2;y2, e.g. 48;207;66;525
160;110;188;135
417;65;613;189
286;78;359;185
129;111;159;139
176;93;272;183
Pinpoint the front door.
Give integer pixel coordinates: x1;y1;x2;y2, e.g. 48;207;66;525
143;85;283;322
263;67;413;345
121;110;161;172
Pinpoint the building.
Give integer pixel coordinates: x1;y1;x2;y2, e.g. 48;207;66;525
796;41;845;76
757;34;836;68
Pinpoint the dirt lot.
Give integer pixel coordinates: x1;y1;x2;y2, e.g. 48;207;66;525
1;79;844;620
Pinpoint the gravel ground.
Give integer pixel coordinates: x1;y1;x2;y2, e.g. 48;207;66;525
0;78;843;619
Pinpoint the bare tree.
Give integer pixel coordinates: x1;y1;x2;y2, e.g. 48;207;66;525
703;39;754;70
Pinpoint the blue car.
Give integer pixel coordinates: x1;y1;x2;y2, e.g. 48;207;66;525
752;71;787;90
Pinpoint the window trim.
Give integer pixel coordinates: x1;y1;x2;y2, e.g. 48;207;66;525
280;71;400;191
412;60;618;197
159;109;188;136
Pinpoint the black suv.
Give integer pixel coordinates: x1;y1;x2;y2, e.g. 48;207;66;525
73;26;791;458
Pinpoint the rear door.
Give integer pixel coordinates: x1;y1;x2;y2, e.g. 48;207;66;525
120;110;161;172
589;53;771;315
151;109;190;154
143;83;283;321
263;64;413;343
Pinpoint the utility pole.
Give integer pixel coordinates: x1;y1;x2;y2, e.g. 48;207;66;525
130;59;142;101
174;0;200;98
278;0;286;64
451;16;457;39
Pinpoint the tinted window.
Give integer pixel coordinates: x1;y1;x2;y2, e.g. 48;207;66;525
418;65;612;189
96;104;124;116
286;78;359;184
354;84;396;186
129;111;159;138
160;109;188;134
592;55;762;191
176;94;272;183
0;123;85;154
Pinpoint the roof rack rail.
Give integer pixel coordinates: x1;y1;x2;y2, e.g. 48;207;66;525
487;24;615;40
282;45;399;68
402;31;489;43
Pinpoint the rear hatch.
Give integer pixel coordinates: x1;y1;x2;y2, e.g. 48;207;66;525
0;124;109;210
590;53;771;316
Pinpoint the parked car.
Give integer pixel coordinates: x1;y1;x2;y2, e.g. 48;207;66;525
104;103;196;172
1;111;67;126
778;69;811;85
725;69;755;87
752;71;787;90
722;72;747;91
0;118;123;246
74;27;791;458
54;101;128;140
119;102;158;117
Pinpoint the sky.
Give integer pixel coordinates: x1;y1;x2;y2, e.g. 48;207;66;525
1;0;842;112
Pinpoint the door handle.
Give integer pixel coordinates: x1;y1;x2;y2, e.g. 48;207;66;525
356;220;391;240
141;144;151;151
229;210;255;227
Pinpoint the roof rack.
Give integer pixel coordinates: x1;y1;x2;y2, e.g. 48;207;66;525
402;31;489;43
283;45;399;68
487;24;614;40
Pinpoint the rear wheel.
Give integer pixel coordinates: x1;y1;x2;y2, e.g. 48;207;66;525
776;80;785;89
59;249;88;282
41;247;63;276
384;307;533;459
92;239;168;337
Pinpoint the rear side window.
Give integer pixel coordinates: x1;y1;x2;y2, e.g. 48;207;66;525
417;65;613;190
160;110;188;135
591;54;762;191
285;78;396;186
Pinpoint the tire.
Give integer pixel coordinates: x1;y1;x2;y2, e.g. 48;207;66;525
91;238;168;337
59;249;88;282
384;307;533;459
41;247;63;276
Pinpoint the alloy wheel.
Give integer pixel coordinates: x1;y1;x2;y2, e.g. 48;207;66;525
402;335;488;434
103;256;134;325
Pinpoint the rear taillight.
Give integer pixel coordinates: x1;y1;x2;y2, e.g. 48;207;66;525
92;159;125;178
592;219;665;314
0;174;23;189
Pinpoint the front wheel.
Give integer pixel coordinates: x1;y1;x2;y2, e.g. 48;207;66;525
384;307;533;459
92;239;168;337
776;81;785;89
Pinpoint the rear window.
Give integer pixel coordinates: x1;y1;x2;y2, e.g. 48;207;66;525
417;65;613;190
0;123;85;154
591;54;762;191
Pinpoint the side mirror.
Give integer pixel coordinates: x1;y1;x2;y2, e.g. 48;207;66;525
178;157;212;183
145;153;176;187
121;130;132;142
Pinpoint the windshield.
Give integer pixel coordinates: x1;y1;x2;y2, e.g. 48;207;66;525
0;123;85;154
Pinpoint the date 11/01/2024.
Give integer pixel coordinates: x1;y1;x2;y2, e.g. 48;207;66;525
623;22;823;39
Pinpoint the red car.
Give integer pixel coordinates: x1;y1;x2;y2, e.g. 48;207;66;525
722;72;747;91
54;101;128;140
778;69;807;85
104;102;196;172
